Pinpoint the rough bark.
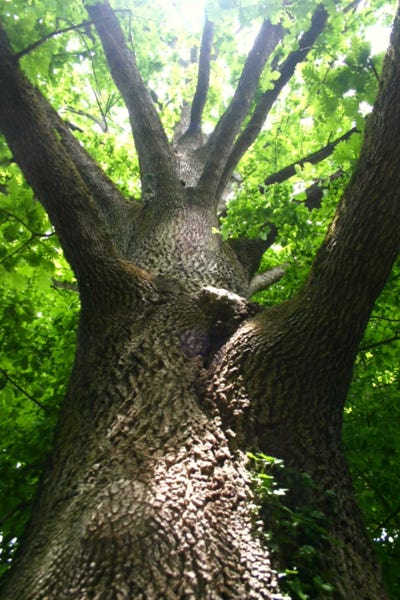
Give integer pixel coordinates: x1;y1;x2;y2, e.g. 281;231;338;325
1;1;399;598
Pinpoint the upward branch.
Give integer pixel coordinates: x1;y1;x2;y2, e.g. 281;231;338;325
85;1;182;204
0;22;143;297
217;4;329;198
298;6;400;366
186;18;214;135
196;18;284;201
31;89;139;256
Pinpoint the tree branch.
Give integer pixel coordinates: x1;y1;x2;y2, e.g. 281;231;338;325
261;127;358;188
228;224;278;280
84;1;182;205
187;18;214;135
196;19;284;201
359;335;400;352
37;95;140;256
14;20;94;60
51;278;79;293
0;21;134;290
248;265;287;296
298;5;400;367
0;207;55;237
0;368;48;412
66;106;107;133
217;4;329;199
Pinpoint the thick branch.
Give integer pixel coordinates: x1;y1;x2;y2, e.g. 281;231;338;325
217;4;328;198
197;19;284;200
299;6;400;366
187;18;214;135
0;22;141;295
85;1;182;204
262;127;358;188
248;265;286;296
38;95;140;256
228;224;278;280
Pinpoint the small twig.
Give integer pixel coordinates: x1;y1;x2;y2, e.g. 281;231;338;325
369;58;380;82
370;316;400;323
77;34;109;132
66;106;107;133
359;335;400;352
0;208;55;237
0;235;35;265
15;20;94;60
0;368;48;412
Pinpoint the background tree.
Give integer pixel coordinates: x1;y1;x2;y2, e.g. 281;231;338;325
0;0;399;598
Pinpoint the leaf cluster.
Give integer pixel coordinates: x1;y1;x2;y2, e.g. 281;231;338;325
0;141;79;577
248;453;335;600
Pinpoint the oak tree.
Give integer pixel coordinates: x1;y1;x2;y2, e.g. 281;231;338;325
0;0;399;598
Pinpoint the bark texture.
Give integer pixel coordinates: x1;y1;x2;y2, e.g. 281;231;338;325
1;1;399;598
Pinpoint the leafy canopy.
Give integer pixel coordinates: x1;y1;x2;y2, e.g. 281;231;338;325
0;0;398;595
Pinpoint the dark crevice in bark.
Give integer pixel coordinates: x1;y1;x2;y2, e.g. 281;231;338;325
196;285;260;365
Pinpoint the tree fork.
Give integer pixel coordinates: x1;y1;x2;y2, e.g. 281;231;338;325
1;1;400;598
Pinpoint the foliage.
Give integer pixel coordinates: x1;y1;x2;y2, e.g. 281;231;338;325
343;259;400;598
0;0;399;595
0;142;79;577
248;453;335;600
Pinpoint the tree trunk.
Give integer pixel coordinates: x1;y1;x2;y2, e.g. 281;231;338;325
1;2;400;598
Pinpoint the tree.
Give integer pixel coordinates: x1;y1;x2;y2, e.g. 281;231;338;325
0;0;399;597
